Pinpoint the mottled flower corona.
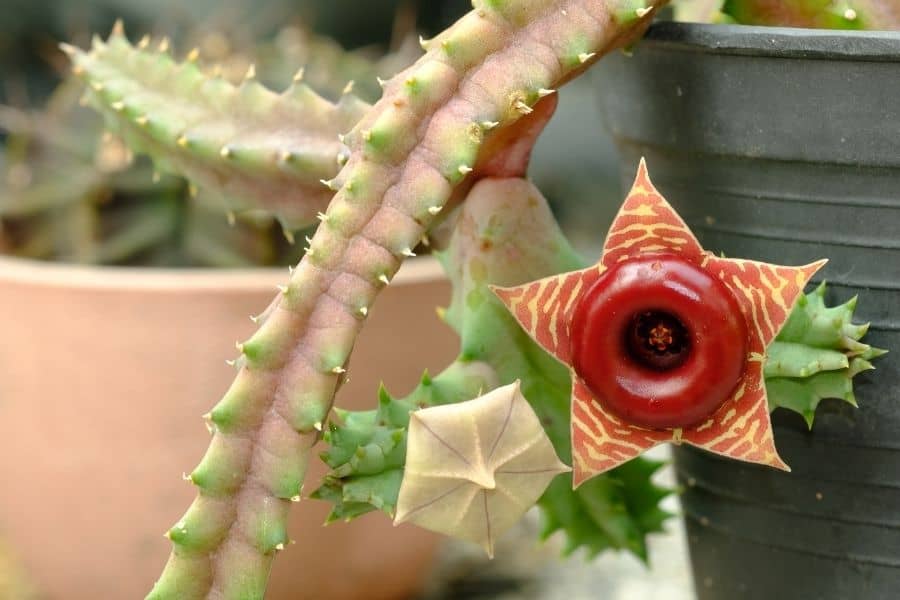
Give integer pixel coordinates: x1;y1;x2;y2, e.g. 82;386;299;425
493;160;826;486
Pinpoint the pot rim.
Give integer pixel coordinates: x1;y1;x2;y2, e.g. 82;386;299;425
0;254;444;292
644;21;900;61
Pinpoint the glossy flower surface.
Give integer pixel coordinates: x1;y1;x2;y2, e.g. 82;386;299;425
494;160;825;486
569;253;750;430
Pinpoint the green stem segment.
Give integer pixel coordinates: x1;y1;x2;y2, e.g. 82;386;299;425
65;28;369;232
766;283;887;427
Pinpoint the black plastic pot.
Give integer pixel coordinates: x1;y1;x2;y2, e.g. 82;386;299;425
596;22;900;600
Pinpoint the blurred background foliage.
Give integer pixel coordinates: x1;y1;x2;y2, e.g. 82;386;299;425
0;0;621;267
0;0;473;103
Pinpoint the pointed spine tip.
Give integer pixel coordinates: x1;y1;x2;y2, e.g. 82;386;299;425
111;18;125;37
514;100;533;115
58;42;78;58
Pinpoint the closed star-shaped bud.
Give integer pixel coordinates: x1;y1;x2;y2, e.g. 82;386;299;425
493;159;826;487
394;381;570;557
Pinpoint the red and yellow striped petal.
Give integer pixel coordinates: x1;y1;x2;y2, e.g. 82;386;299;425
675;256;826;470
601;158;704;268
492;267;604;365
680;361;787;471
571;377;672;486
705;255;828;349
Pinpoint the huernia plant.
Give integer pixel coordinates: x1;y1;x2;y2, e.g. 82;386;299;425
60;1;887;598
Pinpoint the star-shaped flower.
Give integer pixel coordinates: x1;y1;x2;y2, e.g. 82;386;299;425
394;381;570;556
493;160;825;487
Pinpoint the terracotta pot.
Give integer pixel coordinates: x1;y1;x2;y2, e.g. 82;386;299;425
0;256;455;599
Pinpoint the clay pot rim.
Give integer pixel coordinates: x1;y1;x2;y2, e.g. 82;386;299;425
0;254;444;292
644;21;900;61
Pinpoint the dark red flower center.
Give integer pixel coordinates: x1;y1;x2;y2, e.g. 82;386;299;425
570;254;749;430
626;310;690;371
